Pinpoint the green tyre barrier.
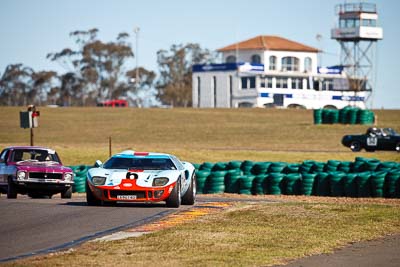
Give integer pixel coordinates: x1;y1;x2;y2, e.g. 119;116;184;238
283;173;301;195
193;163;201;170
348;108;359;125
384;170;400;198
240;161;254;175
252;175;266;195
195;171;209;194
269;162;287;173
299;161;314;173
378;162;397;172
266;173;284;195
212;162;227;171
365;159;380;172
199;162;214;171
73;175;87;193
285;163;300;174
251;162;271;175
370;171;387;198
338;161;352;173
239;175;255;195
301;173;316;196
205;172;225;194
195;170;210;193
357;171;371;197
225;175;241;193
316;172;330;196
343;173;358;197
228;161;242;170
313;109;322;124
74;165;90;177
311;162;325;173
329;172;346;197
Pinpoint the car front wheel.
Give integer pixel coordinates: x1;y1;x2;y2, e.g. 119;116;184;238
350;141;362;152
182;174;196;205
61;187;72;199
86;181;102;206
166;180;181;208
7;177;17;199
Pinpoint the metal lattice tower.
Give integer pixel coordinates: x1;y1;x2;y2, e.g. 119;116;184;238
331;2;383;106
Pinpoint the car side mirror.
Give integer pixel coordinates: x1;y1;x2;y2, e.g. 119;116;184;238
94;160;103;168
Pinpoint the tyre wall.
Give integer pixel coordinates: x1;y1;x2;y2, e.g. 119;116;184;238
195;157;400;198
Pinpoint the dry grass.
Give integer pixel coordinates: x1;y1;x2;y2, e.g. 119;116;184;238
2;107;400;266
1;107;399;165
6;197;400;267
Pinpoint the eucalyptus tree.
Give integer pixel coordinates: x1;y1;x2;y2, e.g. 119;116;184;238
156;43;215;107
0;64;34;106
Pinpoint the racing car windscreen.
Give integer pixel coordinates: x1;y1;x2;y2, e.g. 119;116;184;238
11;149;60;163
103;157;177;170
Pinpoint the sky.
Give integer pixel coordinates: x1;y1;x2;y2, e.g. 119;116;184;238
0;0;399;109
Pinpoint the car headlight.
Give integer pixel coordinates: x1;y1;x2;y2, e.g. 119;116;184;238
152;177;169;187
92;176;106;186
17;171;26;180
64;173;73;182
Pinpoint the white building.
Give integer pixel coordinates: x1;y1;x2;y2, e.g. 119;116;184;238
192;35;369;109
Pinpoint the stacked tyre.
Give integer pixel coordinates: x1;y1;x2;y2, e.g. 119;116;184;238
69;165;90;193
194;158;400;198
314;107;375;125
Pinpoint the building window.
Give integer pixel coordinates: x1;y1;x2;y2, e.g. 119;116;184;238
197;76;201;107
269;56;277;70
261;76;273;88
291;78;303;89
282;57;299;71
276;77;288;89
213;76;217;107
251;54;261;64
241;77;256;89
226;55;236;63
362;19;376;27
323;79;333;91
304;57;312;72
267;77;273;88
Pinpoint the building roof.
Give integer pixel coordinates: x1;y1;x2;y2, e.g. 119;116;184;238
218;35;319;53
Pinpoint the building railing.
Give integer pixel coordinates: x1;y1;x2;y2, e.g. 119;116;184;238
335;3;376;14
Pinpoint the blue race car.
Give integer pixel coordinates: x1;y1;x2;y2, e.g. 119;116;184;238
86;151;196;207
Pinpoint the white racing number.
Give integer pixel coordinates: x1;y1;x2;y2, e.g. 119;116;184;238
367;137;378;146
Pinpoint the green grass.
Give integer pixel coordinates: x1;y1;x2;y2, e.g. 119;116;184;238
1;107;399;165
7;199;400;267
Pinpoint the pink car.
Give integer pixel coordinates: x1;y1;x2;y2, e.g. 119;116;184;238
0;146;74;199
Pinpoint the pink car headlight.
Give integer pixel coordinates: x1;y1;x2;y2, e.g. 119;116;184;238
17;171;27;180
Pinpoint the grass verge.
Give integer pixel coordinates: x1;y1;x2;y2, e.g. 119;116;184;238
1;107;399;165
6;196;400;267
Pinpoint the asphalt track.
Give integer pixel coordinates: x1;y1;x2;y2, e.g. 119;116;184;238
0;194;184;262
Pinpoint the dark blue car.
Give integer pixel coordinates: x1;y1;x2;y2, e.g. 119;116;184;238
342;127;400;152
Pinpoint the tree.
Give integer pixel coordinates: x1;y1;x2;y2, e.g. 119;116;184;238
156;43;215;107
0;64;34;106
126;67;156;107
31;71;57;105
47;29;137;105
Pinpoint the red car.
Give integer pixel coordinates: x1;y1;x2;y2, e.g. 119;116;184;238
0;146;74;199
